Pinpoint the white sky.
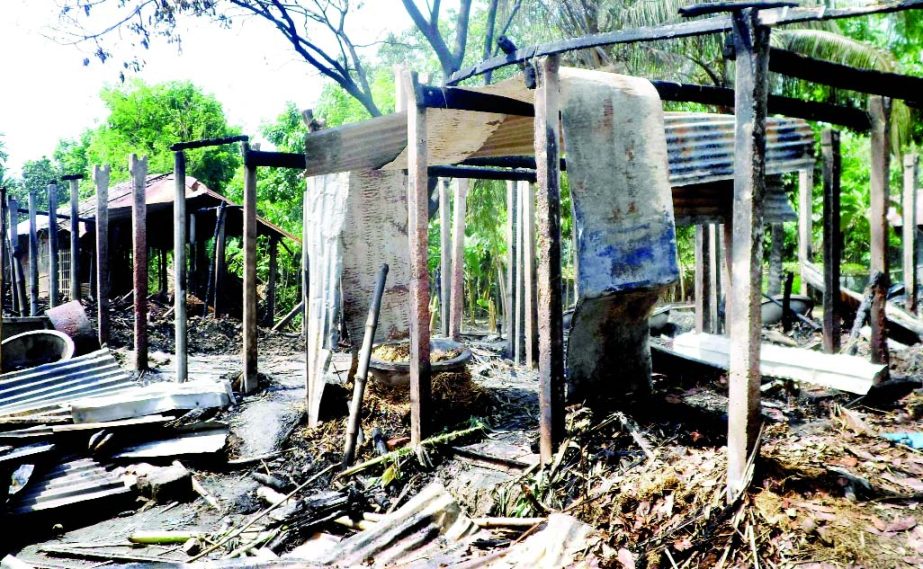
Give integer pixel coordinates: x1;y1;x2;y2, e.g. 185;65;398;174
0;0;422;177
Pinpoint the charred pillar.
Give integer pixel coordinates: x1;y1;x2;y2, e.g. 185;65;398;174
174;151;188;382
404;70;432;445
130;154;149;371
904;153;919;314
439;178;451;336
726;8;769;498
868;96;891;371
505;181;518;353
695;225;714;333
47;182;59;308
65;176;81;301
95;166;111;346
798;168;813;295
242;143;259;393
533;55;566;463
822;129;842;354
27;190;39;316
449;178;467;341
266;236;278;326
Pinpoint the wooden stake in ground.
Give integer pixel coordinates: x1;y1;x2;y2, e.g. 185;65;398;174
533;55;566;464
94;166;111;346
726;7;769;500
47;182;59;308
403;70;432;446
449;178;468;341
174;151;188;382
904;153;919;314
343;263;389;467
130;154;149;371
242;143;259;393
822;129;842;354
695;225;714;333
868;96;891;370
798;168;814;295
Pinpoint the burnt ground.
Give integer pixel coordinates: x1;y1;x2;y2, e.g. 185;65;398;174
6;305;923;567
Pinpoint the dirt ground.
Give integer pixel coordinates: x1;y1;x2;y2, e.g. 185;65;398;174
6;305;923;567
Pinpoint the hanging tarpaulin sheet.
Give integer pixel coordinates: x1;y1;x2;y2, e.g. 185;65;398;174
560;69;679;403
305;173;349;426
340;170;411;346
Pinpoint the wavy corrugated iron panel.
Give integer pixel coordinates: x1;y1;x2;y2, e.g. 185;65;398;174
8;457;130;515
0;349;137;418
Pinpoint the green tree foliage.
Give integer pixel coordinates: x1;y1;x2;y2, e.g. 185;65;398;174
19;158;63;206
86;80;242;189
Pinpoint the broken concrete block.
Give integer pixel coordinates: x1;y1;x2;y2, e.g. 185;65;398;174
127;461;192;503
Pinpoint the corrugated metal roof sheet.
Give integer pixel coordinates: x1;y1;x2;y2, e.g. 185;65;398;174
8;457;130;515
0;349;137;419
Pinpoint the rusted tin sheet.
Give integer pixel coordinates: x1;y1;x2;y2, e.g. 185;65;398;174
8;457;130;515
0;349;136;419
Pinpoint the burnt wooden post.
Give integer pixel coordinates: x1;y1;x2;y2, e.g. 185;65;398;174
0;188;7;314
66;177;81;301
822;129;842;353
798;168;814;295
904;153;919;314
726;8;769;498
242;143;259;393
522;181;538;368
449;178;468;341
404;70;432;445
781;272;794;332
533;55;566;464
174;151;188;382
768;223;784;296
439;178;451;336
214;203;228;317
27;190;39;316
188;214;198;296
95;165;111;346
266;236;278;326
694;225;713;333
302;193;310;409
9;197;26;315
47;182;59;308
130;154;149;371
869;96;891;370
505;180;518;352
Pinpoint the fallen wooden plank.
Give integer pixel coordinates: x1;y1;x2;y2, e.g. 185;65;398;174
71;380;233;423
672;332;885;395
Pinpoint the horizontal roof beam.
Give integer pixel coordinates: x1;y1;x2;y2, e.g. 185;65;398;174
765;47;923;105
420;86;534;116
428;165;537;182
244;150;307;170
170;135;249;152
448;0;923;84
653;81;871;131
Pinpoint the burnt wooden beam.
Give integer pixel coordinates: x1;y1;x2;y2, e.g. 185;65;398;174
726;7;769;499
461;156;569;171
244;150;307;170
404;70;433;446
694;225;714;333
419;85;535;117
869;96;892;372
60;174;85;181
522;181;538;368
94;166;111;346
14;208;94;224
533;55;566;464
904;153;919;314
449;0;923;84
679;2;797;17
242;143;259;393
653;81;871;131
9;197;26;316
427;165;537;182
265;236;278;326
767;47;923;105
130;154;149;371
170;135;249;152
174;151;188;383
822;129;842;354
505;181;518;355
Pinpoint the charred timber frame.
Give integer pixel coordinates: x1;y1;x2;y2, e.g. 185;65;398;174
726;7;769;500
242;142;259;393
404;70;433;445
798;169;813;295
174;151;189;383
869;97;892;371
47;182;59;308
822;130;842;354
27;190;39;316
439;178;451;337
61;174;84;302
533;56;566;463
94;166;111;346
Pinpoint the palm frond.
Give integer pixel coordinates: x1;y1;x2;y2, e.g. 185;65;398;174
772;29;896;72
